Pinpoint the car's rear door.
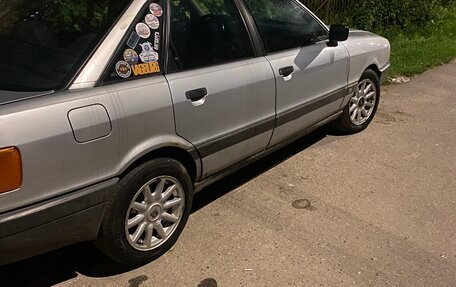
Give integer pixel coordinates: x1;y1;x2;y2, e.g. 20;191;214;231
243;0;350;146
165;0;276;178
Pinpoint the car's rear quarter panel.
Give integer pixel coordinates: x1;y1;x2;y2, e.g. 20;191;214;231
0;77;190;213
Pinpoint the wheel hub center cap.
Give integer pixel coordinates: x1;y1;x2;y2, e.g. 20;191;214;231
147;204;162;221
358;97;365;107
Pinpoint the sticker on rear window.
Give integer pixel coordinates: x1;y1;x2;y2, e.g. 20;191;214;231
115;61;132;78
123;49;139;65
149;3;163;17
153;32;160;51
126;31;140;49
136;23;151;39
145;14;160;30
132;62;161;76
139;42;159;63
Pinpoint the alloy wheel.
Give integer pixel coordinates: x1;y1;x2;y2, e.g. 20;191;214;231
349;79;377;126
125;176;185;251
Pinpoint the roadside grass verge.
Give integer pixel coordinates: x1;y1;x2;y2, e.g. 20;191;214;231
381;6;456;77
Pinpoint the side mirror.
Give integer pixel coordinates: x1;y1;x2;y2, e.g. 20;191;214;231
328;24;349;47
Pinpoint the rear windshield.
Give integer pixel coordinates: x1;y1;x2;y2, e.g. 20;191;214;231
0;0;131;92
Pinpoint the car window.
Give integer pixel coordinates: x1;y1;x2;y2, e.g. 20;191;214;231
169;0;254;71
0;0;131;92
243;0;328;53
104;1;165;82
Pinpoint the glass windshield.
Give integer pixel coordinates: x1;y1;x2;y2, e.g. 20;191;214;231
0;0;131;92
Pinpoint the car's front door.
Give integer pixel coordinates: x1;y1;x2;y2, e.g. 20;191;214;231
165;0;276;178
243;0;350;146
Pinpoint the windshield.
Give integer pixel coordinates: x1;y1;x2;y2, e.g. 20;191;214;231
0;0;131;92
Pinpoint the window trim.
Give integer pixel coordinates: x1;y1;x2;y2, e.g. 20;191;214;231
96;0;168;87
233;0;265;57
1;0;135;92
165;0;258;75
163;0;172;74
293;0;329;33
66;1;136;91
240;0;330;55
70;0;148;90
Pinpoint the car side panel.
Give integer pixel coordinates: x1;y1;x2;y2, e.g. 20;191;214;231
0;77;194;213
342;30;391;86
166;58;276;177
267;42;350;146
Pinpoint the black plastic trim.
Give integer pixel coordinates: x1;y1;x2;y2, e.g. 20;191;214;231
380;64;391;84
233;0;266;57
0;178;118;238
0;204;107;265
195;87;350;159
163;0;172;74
279;66;295;77
276;87;348;126
185;88;208;102
195;111;343;191
197;117;276;158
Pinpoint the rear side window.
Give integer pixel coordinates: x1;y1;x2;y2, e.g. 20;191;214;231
243;0;328;53
0;0;131;92
104;0;165;82
169;0;254;71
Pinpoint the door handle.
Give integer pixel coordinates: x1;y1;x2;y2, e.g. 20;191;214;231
279;66;294;77
185;88;208;102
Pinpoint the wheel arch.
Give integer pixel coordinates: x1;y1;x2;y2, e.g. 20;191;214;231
365;64;381;80
120;146;201;184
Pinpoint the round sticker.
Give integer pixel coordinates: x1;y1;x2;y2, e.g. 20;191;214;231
136;23;151;39
115;61;132;78
145;14;160;30
150;3;163;17
139;42;159;63
123;49;139;65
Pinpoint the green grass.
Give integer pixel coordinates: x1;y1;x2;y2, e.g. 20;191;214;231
380;6;456;77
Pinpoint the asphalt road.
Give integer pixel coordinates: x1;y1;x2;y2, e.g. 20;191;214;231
2;62;456;287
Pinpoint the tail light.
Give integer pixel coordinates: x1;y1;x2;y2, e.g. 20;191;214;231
0;147;22;194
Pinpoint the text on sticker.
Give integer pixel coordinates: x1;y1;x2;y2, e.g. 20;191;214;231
132;62;161;76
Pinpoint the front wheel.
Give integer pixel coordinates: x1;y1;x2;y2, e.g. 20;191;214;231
95;158;193;266
332;69;380;134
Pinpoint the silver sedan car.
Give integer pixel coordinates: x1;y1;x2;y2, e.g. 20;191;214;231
0;0;390;265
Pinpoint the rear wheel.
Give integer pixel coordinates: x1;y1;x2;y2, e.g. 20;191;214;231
332;69;380;134
96;158;193;266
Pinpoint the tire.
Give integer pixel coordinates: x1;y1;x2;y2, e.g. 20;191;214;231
95;158;193;266
331;69;380;134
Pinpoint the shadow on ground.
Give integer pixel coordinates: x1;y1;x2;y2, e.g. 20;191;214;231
0;127;337;287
